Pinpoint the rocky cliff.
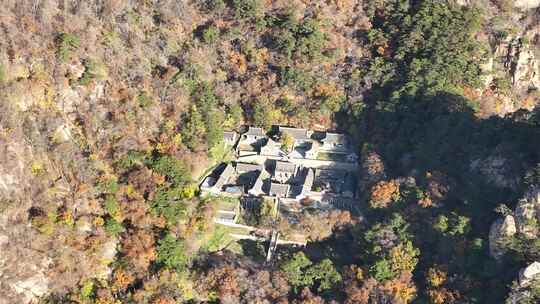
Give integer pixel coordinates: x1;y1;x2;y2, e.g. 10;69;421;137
489;186;540;259
461;1;540;117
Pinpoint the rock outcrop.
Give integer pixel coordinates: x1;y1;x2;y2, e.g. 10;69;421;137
489;187;540;260
489;215;517;259
514;0;540;9
479;34;540;117
514;187;540;238
470;1;540;118
498;37;540;95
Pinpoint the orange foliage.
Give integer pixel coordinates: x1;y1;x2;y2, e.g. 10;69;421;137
418;196;433;208
229;51;247;75
462;85;481;101
313;82;343;99
151;297;176;304
427;288;459;304
382;273;417;304
121;228;156;273
369;180;400;208
203;265;241;299
113;269;134;291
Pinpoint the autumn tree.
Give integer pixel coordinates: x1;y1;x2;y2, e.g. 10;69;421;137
121;228;157;274
369;180;401;209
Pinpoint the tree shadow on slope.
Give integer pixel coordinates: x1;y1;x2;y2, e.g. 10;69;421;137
330;92;540;302
354;92;539;217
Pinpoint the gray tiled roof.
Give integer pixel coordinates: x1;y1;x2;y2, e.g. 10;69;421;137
279;127;310;141
269;183;289;197
315;169;346;181
275;161;296;173
217;211;236;221
223;131;237;141
235;162;262;173
245;127;266;137
322;133;348;145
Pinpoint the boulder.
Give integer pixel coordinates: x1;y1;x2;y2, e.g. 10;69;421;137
76;216;93;234
514;0;540;9
67;61;85;80
489;215;517;259
11;272;49;303
52;124;72;143
519;261;540;287
94;238;119;280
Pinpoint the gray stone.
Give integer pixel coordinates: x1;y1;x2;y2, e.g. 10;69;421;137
489;215;517;259
519;261;540;287
514;187;540;239
514;0;540;9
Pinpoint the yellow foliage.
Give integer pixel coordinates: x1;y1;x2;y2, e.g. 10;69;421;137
395;283;417;303
172;133;183;146
281;132;295;152
33;212;57;235
181;184;197;199
314;82;342;98
60;211;75;227
426;267;447;288
124;184;136;198
89;153;99;161
37;87;57;110
389;242;419;274
156;142;168;154
177;273;195;300
164;120;176;132
30;161;45;176
93;216;105;226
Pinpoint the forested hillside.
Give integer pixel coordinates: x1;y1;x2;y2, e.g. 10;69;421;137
0;1;539;303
